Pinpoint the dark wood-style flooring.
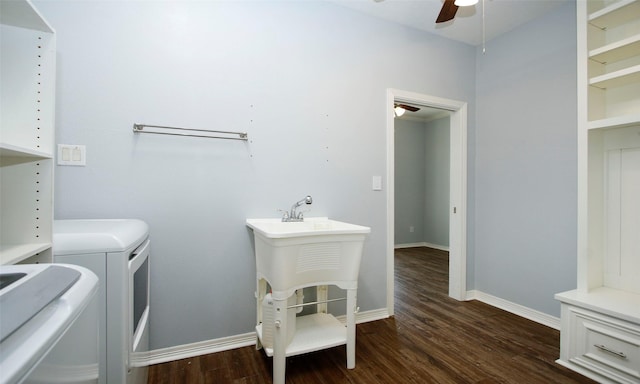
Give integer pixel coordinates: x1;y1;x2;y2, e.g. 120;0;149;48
147;247;596;383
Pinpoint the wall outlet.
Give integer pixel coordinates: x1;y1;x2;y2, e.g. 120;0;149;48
57;144;86;166
409;226;414;233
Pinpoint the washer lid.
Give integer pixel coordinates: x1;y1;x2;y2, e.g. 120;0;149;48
0;265;80;341
53;219;149;255
0;264;98;384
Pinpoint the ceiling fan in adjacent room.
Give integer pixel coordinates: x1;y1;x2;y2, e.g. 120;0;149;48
394;103;420;117
436;0;478;23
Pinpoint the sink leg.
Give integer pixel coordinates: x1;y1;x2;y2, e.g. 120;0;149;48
316;285;328;314
346;288;357;369
272;297;288;384
256;279;267;350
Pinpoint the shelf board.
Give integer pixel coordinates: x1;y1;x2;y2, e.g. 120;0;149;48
588;113;640;130
0;243;52;265
556;287;640;324
0;0;54;33
589;34;640;64
589;63;640;88
0;142;52;159
588;0;640;29
257;313;347;358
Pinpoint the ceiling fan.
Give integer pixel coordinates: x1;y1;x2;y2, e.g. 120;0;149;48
436;0;478;23
394;103;420;117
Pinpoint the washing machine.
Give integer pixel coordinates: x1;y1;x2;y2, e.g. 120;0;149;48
53;219;150;384
0;263;99;384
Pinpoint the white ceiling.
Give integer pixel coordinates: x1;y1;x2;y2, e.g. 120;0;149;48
329;0;570;46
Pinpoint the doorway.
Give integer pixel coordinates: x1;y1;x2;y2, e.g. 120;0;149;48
385;89;468;316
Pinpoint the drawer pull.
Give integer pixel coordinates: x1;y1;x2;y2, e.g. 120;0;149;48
594;344;627;359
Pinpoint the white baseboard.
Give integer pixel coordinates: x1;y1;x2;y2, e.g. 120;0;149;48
140;307;391;366
140;332;257;366
394;242;449;251
466;290;560;330
140;293;558;367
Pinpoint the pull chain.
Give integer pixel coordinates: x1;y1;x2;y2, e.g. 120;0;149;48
482;0;486;54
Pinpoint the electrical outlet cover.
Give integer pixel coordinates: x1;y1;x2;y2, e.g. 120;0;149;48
57;144;86;166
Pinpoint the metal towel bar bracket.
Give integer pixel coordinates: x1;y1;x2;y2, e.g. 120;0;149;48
133;123;248;141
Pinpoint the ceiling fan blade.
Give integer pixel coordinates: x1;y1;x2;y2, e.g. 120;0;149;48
436;0;458;23
396;104;420;112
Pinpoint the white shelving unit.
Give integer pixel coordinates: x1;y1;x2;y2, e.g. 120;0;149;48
556;1;640;383
0;0;56;265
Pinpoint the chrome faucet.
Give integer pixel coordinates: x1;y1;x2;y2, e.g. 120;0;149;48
282;195;312;222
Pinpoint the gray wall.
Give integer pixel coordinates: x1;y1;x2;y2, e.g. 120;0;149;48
36;0;578;350
394;119;426;245
394;117;450;248
424;117;450;247
474;2;577;317
36;1;477;350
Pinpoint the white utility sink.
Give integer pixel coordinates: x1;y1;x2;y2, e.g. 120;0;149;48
246;217;370;239
247;217;370;384
246;217;370;297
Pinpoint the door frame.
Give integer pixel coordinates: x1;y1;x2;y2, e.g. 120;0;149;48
386;88;468;315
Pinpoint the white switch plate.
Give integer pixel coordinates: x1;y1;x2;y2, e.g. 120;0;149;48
57;144;86;166
372;175;382;191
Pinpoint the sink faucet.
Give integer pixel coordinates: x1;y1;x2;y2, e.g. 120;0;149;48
282;195;312;222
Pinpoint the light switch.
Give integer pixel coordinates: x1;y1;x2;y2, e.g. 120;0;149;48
57;144;86;166
72;147;82;161
372;175;382;191
61;147;71;161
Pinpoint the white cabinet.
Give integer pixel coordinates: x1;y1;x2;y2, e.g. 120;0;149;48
556;1;640;382
0;0;55;265
558;293;640;384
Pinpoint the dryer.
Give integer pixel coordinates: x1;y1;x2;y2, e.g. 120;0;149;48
53;219;150;384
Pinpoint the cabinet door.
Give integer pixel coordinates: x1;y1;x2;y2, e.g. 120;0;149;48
604;127;640;293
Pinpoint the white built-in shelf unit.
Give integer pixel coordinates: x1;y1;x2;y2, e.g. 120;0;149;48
556;1;640;383
0;0;56;265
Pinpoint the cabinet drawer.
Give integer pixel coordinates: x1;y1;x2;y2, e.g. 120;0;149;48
570;308;640;383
